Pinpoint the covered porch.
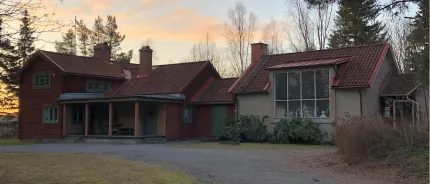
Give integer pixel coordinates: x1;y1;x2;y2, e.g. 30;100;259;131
59;93;184;138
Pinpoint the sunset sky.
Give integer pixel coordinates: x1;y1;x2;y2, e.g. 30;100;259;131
33;0;289;64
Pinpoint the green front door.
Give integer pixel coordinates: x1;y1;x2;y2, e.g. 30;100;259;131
212;105;227;137
143;104;158;136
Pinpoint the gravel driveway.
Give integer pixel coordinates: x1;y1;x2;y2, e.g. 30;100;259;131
0;143;394;184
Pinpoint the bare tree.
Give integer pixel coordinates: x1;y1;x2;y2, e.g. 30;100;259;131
286;0;316;52
0;0;66;41
141;37;159;64
285;0;334;51
314;2;333;50
224;2;257;77
187;33;229;77
389;19;413;73
261;18;285;54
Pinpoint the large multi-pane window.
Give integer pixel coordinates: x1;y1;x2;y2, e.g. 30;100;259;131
274;70;330;118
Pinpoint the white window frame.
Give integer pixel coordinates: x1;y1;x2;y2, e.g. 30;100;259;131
42;106;58;124
183;105;193;124
273;69;330;118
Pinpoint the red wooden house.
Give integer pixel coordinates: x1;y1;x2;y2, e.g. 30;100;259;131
18;43;236;140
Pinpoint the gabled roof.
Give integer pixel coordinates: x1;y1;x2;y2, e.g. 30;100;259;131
191;77;237;104
381;74;421;96
267;57;350;70
231;43;389;93
20;50;139;79
114;61;211;96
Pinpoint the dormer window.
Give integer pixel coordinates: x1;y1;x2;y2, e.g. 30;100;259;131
86;80;111;93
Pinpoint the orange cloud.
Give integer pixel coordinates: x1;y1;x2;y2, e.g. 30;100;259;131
122;9;224;43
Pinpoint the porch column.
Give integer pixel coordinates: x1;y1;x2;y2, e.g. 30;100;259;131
134;102;139;136
108;102;113;136
62;104;67;136
85;103;89;136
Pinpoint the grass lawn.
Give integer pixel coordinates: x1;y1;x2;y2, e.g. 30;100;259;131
0;139;38;146
172;142;335;150
0;153;196;184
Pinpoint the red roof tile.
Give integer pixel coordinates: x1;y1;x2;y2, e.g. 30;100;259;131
114;61;210;96
192;78;237;104
39;50;132;79
267;57;350;70
233;43;389;93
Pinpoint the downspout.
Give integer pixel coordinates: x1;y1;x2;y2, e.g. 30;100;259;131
358;89;363;116
406;96;419;128
235;98;239;120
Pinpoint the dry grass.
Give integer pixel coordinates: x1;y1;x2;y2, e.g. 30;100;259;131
333;116;429;183
0;139;37;146
0;153;196;184
172;142;335;150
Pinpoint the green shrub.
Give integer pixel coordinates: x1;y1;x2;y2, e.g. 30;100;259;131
240;115;268;142
270;118;323;144
219;117;242;142
219;115;268;142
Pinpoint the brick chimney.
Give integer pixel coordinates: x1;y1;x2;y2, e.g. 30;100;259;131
93;42;111;61
251;42;268;63
139;46;153;77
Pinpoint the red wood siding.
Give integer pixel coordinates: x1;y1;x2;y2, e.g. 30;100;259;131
19;56;63;139
62;75;124;93
164;103;181;140
227;104;235;118
195;105;212;138
182;65;219;103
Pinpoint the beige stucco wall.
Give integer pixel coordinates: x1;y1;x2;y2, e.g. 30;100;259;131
362;57;391;116
334;89;361;118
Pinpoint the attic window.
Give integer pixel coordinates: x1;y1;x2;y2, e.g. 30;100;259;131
86;80;111;93
33;72;50;89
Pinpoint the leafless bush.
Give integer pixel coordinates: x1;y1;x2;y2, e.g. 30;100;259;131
0;121;18;139
333;116;428;164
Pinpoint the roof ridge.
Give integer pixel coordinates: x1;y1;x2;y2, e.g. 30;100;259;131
155;60;209;67
40;50;100;60
268;43;388;57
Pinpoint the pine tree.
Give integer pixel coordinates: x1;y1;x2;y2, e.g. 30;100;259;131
76;20;91;56
0;19;20;96
115;50;133;63
89;16;106;55
105;15;125;58
329;0;388;48
405;0;428;85
17;10;35;67
55;29;76;55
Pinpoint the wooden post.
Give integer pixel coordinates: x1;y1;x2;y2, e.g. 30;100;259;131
134;102;139;136
62;104;67;137
108;102;113;136
85;103;89;136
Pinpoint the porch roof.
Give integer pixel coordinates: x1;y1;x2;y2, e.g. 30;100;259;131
381;74;421;97
58;93;185;103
